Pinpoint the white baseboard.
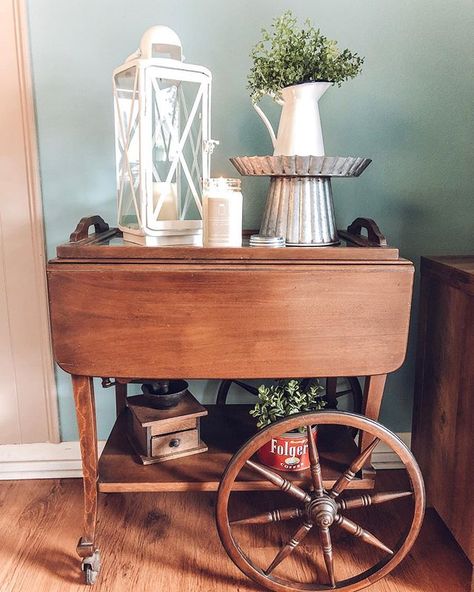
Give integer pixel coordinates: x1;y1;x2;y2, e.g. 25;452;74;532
0;433;411;481
0;441;106;480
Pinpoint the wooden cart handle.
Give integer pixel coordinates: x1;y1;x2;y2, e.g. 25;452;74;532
345;218;387;247
70;216;110;243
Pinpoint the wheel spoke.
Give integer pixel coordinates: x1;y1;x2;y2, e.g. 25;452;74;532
318;526;336;588
334;514;393;554
265;521;312;575
333;388;352;397
234;380;259;396
329;438;380;499
324;377;338;407
245;460;311;503
338;491;412;511
230;507;303;526
306;425;324;496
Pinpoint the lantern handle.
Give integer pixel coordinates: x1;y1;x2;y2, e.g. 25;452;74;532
125;49;141;63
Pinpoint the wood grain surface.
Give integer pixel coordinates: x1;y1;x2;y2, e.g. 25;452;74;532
418;256;474;295
98;407;374;493
71;375;98;554
55;224;400;261
48;263;413;378
0;472;469;592
412;256;474;566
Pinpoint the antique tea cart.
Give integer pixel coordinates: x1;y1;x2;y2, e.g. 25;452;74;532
47;215;424;590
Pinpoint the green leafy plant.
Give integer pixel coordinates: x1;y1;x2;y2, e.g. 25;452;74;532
250;379;326;433
248;11;364;102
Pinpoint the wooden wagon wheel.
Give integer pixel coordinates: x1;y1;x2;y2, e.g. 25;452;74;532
216;411;425;592
216;378;363;414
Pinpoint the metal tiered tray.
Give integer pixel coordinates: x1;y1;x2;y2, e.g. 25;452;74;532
230;155;371;177
230;155;372;247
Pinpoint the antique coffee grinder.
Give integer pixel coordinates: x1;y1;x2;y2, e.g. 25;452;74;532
140;379;188;409
126;379;208;465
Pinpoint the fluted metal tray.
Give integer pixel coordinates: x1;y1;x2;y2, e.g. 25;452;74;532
230;155;371;177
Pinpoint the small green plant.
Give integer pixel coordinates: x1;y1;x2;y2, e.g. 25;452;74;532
250;379;326;433
248;11;364;102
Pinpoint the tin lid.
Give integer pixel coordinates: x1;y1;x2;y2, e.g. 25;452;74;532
249;234;286;248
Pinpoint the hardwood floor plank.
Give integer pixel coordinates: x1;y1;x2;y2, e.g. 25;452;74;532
0;472;470;591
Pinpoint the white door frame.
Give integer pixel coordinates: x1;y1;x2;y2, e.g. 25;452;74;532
0;0;59;443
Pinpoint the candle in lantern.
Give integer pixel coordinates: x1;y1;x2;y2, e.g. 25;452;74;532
153;182;179;221
203;178;243;247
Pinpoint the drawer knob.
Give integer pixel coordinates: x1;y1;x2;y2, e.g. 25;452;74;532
169;438;181;448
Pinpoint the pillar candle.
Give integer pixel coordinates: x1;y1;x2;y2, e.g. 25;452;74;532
153;182;178;221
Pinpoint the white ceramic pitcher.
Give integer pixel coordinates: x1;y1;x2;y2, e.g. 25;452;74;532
254;81;331;156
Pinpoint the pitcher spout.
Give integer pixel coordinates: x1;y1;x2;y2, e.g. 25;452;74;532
280;81;331;103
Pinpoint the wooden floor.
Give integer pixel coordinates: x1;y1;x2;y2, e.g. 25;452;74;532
0;471;470;592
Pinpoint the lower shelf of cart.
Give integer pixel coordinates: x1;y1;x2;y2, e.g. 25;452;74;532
98;405;375;493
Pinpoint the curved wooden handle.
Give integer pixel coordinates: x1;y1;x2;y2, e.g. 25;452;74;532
346;218;387;247
69;215;110;242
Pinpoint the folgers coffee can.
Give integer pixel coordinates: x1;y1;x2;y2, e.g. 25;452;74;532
257;429;317;472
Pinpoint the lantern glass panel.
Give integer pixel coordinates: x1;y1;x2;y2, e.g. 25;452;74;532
146;69;206;229
114;66;141;230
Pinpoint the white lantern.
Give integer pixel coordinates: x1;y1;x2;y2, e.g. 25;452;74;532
113;26;217;246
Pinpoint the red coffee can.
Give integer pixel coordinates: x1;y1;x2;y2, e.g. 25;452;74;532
257;429;317;472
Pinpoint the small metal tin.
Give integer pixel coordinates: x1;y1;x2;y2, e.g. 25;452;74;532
249;234;285;248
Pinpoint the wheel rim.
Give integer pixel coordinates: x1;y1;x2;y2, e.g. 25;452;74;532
216;411;425;592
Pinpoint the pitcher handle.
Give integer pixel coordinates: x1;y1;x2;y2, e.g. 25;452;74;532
253;103;276;148
252;93;285;149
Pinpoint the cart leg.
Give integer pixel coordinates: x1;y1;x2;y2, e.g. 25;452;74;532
72;375;100;582
360;374;387;453
115;382;127;416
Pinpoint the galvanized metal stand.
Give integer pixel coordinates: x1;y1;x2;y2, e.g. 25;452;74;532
231;156;371;246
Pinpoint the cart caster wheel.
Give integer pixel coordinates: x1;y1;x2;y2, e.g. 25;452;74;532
81;550;100;585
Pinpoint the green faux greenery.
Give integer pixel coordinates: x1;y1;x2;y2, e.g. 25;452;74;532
248;11;365;102
249;380;326;433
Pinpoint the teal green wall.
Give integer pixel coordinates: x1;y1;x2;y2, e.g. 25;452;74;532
28;0;474;441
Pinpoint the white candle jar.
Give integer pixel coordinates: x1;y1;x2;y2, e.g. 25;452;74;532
203;178;243;247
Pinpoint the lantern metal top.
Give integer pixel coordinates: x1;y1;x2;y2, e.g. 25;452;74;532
119;25;211;80
139;26;182;60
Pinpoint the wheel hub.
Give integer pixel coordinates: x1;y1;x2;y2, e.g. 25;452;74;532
306;495;338;527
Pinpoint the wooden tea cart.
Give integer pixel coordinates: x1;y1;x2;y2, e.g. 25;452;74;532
47;215;425;591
